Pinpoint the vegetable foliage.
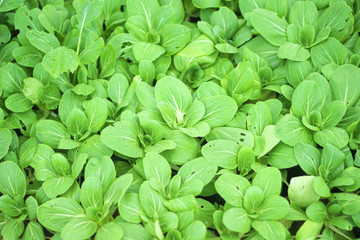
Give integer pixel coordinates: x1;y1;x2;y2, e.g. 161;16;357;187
1;0;360;239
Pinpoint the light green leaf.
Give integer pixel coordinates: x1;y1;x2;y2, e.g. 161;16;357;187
80;177;103;209
252;220;286;240
0;128;12;159
178;157;217;186
36;120;70;148
103;173;132;207
95;222;123;240
215;173;250;207
42;47;80;78
119;193;141;223
257;195;289;220
5;93;33;113
313;127;349;148
23;221;45;240
275;114;313;146
278;42;310;61
133;42;165;62
329;64;360;108
38;198;84;232
294;143;321;176
202;140;240;169
252;167;282;197
143;152;171;187
101;121;143;158
0;161;26;198
251;9;288;47
223;208;252;233
201;95;238;128
84;97;108;133
177;35;216;58
26;30;60;53
61;217;97;240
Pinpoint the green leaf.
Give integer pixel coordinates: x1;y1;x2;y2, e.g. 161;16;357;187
257;195;289;220
182;221;207;240
251;9;288;47
252;220;286;240
294;143;321;175
61;217;97;240
178;157;217;186
159;24;191;55
42;46;80;78
310;38;348;70
165;195;198;212
313;176;331;198
43;176;75;198
99;44;116;78
317;2;353;42
5;93;33;112
38;198;84;232
133;42;165;62
329;64;360;108
119;193;141;223
13;46;42;67
179;121;210;137
247;102;272;135
161;130;199;165
1;219;24;240
288;176;320;208
295;220;323;240
84;97;108;133
104;174;133;206
0;128;12;159
211;7;239;39
101;120;143;158
80;177;103;209
278;42;310;61
26;30;60;53
177;35;216;58
239;0;265;15
201;95;238;128
321;144;344;174
192;0;221;9
119;222;152;240
143;152;171;187
223;208;252;233
23;221;45;240
275;114;313;146
36;120;70;148
0;195;21;217
313;127;349;148
0;161;26;198
85;157;116;192
252;167;282;196
201;140;240;169
95;222;123;240
215;173;250;207
139;181;165;217
265;0;287;18
66;108;89;137
0;63;25;94
289;1;318;27
155;76;192;126
320;101;346;128
79;37;104;65
291;80;323;118
306;201;327;222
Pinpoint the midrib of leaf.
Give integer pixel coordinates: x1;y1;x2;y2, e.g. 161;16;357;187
76;8;88;54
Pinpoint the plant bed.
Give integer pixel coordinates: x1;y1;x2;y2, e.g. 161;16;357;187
0;0;360;239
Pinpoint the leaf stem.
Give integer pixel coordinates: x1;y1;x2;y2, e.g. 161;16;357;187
327;223;353;240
